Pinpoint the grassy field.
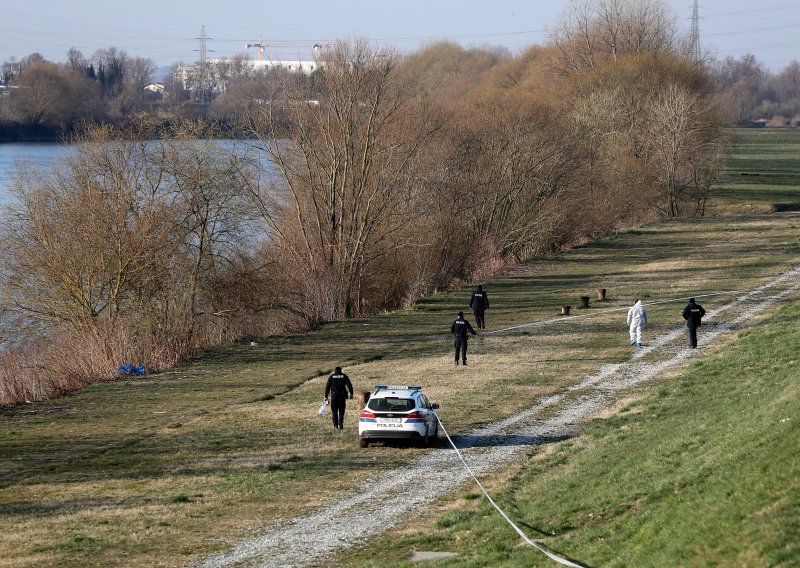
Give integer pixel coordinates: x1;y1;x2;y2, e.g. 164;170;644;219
1;128;799;567
711;128;800;215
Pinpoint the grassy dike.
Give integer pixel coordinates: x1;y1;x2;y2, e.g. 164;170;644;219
342;298;800;568
1;128;799;567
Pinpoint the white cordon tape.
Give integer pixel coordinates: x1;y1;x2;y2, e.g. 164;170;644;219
482;291;738;336
434;412;587;568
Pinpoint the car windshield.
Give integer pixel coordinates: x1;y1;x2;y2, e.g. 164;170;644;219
368;397;416;412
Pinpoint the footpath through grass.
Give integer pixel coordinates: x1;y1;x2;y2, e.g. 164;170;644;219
0;128;799;567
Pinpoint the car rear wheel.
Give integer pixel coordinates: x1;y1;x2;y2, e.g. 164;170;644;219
418;428;430;448
359;438;369;448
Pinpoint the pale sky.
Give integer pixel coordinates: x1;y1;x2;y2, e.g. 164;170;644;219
2;1;799;72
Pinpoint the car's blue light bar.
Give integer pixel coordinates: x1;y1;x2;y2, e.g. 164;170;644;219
374;385;422;391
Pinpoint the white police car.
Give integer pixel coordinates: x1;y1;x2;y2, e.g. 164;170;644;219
358;386;439;448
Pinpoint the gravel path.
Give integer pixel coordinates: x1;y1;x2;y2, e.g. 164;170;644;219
194;266;800;568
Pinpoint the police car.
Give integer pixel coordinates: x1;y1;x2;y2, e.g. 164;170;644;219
358;386;439;448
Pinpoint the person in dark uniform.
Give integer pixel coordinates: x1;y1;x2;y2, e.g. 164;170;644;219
451;311;477;366
469;284;490;329
682;298;706;348
324;366;354;429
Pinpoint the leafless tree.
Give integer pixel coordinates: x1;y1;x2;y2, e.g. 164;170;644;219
549;0;680;75
442;93;579;259
66;48;87;72
18;53;46;71
8;62;71;126
249;40;439;320
1;120;264;365
397;41;508;102
645;84;721;217
8;61;103;127
710;54;767;123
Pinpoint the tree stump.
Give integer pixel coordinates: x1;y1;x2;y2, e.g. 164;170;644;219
580;296;590;309
562;305;571;315
597;288;607;301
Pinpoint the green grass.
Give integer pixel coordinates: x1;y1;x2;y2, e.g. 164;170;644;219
712;128;800;213
1;128;799;567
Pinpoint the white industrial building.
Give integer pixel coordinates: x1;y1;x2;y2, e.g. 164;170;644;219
176;57;319;97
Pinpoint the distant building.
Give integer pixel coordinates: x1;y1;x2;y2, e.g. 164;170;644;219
175;58;319;98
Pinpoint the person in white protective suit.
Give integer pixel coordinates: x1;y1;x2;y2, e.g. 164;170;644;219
626;299;648;347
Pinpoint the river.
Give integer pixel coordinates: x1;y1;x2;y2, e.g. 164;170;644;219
0;140;274;201
0;142;71;200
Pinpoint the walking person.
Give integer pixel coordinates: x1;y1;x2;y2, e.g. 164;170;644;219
682;298;706;348
469;284;490;329
451;311;477;366
324;366;354;430
626;298;648;347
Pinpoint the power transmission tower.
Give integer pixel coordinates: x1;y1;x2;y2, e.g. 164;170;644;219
690;0;701;63
194;25;213;103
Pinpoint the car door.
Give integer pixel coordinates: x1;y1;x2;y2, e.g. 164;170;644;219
419;394;435;434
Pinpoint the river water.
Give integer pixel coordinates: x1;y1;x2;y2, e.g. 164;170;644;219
0;142;71;200
0;140;275;201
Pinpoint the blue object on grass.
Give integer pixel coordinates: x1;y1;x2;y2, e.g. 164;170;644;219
118;364;146;376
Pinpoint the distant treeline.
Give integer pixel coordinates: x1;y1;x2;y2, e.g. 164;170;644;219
1;0;728;406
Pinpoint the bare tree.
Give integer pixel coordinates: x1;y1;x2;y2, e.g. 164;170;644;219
645;84;721;217
772;61;800;102
711;54;767;123
549;0;680;75
8;62;71;126
122;56;157;109
442;93;579;260
92;47;129;114
18;52;46;71
249;40;439;320
156;124;261;337
1;120;263;367
66;48;87;72
8;61;103;127
397;41;508;102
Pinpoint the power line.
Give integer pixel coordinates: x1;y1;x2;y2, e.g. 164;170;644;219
702;3;800;19
716;41;800;54
704;22;800;37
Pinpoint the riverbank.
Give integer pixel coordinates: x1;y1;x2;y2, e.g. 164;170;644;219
0;123;64;142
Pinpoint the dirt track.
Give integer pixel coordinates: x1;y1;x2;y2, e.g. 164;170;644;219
193;266;800;568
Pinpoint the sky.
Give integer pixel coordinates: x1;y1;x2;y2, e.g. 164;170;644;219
1;1;799;72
